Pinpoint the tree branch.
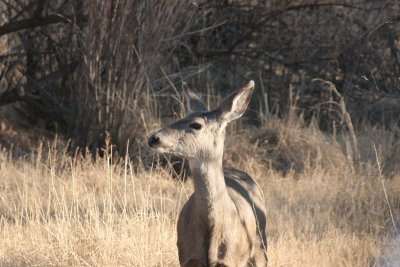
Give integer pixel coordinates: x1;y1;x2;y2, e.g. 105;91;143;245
226;3;375;54
0;14;87;37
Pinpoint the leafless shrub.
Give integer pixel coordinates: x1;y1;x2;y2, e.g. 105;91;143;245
67;0;196;156
186;1;400;120
293;78;360;164
0;0;197;157
0;0;399;161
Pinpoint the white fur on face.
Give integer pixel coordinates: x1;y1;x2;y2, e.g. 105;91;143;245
151;111;226;161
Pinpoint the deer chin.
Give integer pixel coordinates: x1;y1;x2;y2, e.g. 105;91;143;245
152;146;188;159
155;148;193;160
151;145;173;154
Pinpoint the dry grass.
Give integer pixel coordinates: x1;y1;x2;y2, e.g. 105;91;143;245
0;144;182;266
1;121;400;267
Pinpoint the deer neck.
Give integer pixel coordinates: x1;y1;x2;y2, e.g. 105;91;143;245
189;151;231;219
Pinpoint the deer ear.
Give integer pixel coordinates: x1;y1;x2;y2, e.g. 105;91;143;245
217;80;254;123
182;83;207;113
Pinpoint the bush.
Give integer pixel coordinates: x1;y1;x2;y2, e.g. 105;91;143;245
0;0;399;157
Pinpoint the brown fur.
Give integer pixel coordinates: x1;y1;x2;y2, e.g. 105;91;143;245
148;81;267;266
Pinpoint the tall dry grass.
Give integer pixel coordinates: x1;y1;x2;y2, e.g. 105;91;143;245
0;141;182;266
1;119;399;267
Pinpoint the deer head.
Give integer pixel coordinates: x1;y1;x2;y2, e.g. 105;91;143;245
148;81;254;162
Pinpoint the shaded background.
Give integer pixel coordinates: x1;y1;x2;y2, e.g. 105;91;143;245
0;0;399;158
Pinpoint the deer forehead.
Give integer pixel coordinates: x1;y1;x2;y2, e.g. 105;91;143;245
168;111;220;129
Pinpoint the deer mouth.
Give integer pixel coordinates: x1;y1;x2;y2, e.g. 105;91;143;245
152;146;173;154
149;143;189;159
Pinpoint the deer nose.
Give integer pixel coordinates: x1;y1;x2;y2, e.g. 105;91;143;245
148;134;160;147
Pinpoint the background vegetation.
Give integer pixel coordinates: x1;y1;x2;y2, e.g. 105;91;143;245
0;0;399;266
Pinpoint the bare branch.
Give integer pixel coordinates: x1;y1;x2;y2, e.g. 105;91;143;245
0;14;87;36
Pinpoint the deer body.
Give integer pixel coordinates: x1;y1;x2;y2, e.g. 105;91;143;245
148;81;267;266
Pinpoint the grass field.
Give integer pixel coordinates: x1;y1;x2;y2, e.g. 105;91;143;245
0;118;399;267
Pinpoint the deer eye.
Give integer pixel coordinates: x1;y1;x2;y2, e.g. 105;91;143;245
189;122;203;130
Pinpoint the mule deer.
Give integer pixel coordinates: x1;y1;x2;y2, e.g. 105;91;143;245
148;81;267;266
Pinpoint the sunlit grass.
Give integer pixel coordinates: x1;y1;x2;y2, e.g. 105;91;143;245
0;122;399;266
